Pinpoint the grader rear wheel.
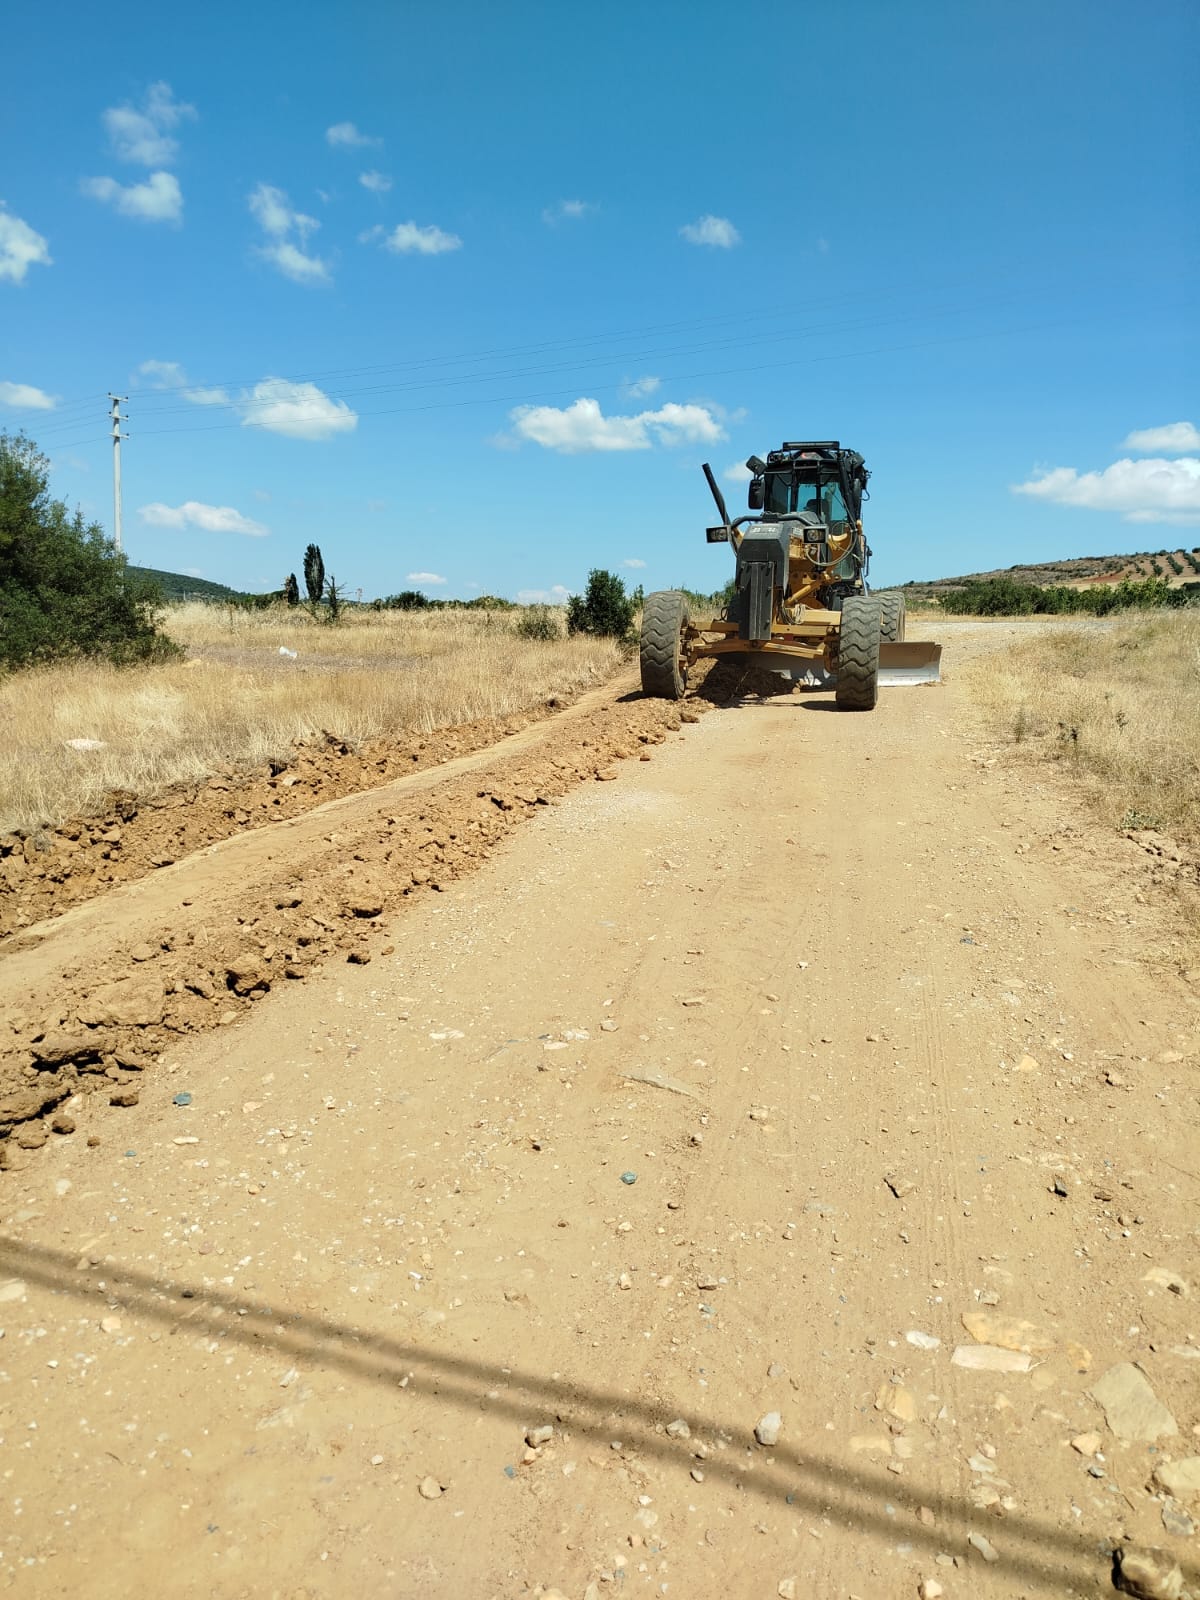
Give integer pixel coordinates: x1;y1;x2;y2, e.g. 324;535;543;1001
640;590;690;700
879;592;906;642
835;594;882;710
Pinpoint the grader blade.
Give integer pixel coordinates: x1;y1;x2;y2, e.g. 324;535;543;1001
878;640;942;687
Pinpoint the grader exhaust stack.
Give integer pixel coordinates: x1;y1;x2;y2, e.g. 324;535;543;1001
641;440;941;708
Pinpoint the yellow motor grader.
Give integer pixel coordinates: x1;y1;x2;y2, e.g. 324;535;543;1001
640;441;940;709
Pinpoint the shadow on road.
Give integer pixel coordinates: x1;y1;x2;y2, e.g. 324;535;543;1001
1;1233;1172;1595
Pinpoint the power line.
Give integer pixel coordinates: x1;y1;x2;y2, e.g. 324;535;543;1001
108;289;892;411
26;258;1097;452
119;295;1019;427
128;316;1075;440
97;261;1070;424
56;279;1038;450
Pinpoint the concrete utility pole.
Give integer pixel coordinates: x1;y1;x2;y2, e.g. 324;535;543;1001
108;394;128;552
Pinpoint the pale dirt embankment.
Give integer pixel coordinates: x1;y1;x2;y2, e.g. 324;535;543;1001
1;619;1198;1600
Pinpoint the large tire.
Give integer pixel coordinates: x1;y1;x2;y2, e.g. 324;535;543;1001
835;595;881;710
879;592;906;642
640;590;690;700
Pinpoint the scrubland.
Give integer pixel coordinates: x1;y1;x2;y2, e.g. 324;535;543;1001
0;603;623;833
965;609;1200;840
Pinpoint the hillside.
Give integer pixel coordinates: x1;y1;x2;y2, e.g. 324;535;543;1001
899;544;1200;595
128;565;250;602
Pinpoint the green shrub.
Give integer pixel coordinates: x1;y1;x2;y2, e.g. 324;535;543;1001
514;605;561;641
566;569;635;640
937;576;1191;617
0;431;178;672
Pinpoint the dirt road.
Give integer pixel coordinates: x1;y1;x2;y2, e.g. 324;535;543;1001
2;627;1198;1599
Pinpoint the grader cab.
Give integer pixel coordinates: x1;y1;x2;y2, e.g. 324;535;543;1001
639;441;941;709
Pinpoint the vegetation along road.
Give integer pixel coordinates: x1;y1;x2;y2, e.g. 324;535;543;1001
1;622;1198;1599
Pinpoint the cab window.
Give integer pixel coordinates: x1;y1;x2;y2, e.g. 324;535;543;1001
804;481;849;535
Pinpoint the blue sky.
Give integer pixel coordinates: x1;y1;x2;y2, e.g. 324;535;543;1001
2;0;1196;599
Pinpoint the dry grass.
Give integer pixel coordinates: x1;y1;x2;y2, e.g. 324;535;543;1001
0;604;625;833
895;595;942;619
964;611;1200;840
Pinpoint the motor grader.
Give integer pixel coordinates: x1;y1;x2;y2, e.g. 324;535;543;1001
639;441;940;709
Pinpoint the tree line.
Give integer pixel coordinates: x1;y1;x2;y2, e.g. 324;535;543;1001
935;576;1198;615
6;424;1194;676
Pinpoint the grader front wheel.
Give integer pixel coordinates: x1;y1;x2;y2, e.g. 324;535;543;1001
835;594;882;710
879;592;906;642
640;590;690;700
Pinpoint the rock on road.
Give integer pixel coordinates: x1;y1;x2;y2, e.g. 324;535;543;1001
2;629;1198;1598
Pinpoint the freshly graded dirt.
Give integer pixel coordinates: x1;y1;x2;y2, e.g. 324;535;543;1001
0;699;610;940
0;679;700;1138
1;623;1198;1598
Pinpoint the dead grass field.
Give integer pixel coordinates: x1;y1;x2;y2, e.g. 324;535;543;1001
0;604;625;833
965;610;1200;840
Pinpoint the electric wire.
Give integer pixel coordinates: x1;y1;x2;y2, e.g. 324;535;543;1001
34;258;1073;436
127;316;1076;439
111;294;1023;426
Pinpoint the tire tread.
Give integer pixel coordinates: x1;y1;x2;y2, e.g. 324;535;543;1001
835;595;881;710
640;591;690;700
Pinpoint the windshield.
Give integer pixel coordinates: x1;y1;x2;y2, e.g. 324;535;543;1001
763;472;849;534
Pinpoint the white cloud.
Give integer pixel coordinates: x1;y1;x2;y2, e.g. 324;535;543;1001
102;82;195;166
82;171;182;223
134;359;229;406
620;375;661;400
0;205;52;283
239;377;357;440
139;500;268;537
724;461;753;482
259;240;331;283
366;220;462;256
680;214;740;249
509;396;725;454
248;184;329;283
517;585;571;604
542;198;596;225
359;170;393;193
1123;421;1200;455
1012;456;1200;525
621;558;647;569
185;385;231;406
0;381;57;411
249;183;312;238
137;358;186;387
326;121;380;148
406;571;447;585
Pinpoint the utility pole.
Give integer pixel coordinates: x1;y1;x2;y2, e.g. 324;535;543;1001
108;394;128;552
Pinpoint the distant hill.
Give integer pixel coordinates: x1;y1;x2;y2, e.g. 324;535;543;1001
898;545;1200;596
128;566;253;602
